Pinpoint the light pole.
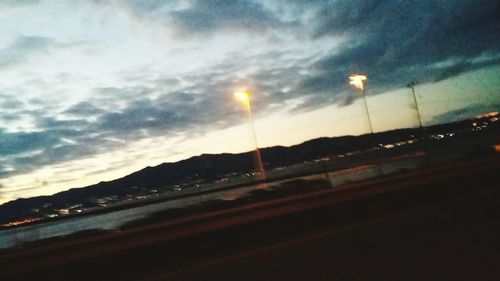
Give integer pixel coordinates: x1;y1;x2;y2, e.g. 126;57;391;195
349;74;374;134
406;80;423;129
234;89;266;180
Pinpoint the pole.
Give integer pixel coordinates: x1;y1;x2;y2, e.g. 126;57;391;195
361;87;374;134
361;86;383;176
410;85;423;129
408;83;428;159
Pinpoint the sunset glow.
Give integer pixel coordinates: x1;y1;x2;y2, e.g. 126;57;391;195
0;1;498;204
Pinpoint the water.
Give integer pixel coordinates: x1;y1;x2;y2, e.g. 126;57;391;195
0;157;424;250
0;183;268;249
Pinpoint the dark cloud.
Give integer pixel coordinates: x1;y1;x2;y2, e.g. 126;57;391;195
0;110;100;177
103;0;285;36
0;128;104;178
0;131;58;156
96;99;180;133
1;0;499;182
0;68;261;177
93;84;244;138
294;0;500;110
63;102;107;117
94;0;500;112
167;0;282;35
91;86;152;107
0;97;24;109
0;36;54;69
156;91;195;105
433;58;500;82
49;55;310;151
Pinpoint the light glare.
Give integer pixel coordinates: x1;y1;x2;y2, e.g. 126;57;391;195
234;90;251;102
349;74;367;91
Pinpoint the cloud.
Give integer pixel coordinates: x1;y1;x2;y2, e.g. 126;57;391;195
0;130;104;178
104;0;500;115
433;58;500;82
10;36;52;51
0;0;38;11
0;46;315;178
0;66;242;177
0;36;54;69
167;0;283;35
1;0;499;197
0;96;24;109
92;84;242;138
292;0;500;110
0;103;99;177
95;0;286;37
62;102;107;117
431;102;500;124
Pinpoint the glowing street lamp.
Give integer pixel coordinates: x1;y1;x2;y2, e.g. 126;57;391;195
349;74;374;134
349;74;367;91
234;89;266;180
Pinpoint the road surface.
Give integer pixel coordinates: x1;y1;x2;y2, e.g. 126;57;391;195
1;155;499;281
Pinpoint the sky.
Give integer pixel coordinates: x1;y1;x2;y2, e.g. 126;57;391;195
0;0;499;204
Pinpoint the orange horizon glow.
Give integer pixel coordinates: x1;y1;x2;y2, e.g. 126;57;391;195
1;217;42;227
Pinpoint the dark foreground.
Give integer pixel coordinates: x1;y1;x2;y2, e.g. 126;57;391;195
1;154;499;281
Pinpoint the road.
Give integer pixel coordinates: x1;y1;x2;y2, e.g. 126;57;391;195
1;154;499;280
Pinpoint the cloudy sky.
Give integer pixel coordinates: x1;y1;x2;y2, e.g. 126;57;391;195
0;0;499;204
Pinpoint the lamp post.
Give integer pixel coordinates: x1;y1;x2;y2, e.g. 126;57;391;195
234;89;266;180
349;74;374;134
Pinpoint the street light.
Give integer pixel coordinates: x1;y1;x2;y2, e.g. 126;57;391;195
349;74;374;134
234;89;266;180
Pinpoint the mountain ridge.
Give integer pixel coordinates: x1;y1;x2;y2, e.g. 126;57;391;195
0;116;486;224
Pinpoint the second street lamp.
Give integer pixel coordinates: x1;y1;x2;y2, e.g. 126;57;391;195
234;89;266;180
349;74;374;134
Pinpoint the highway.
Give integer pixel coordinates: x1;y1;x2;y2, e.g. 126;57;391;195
1;154;499;280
